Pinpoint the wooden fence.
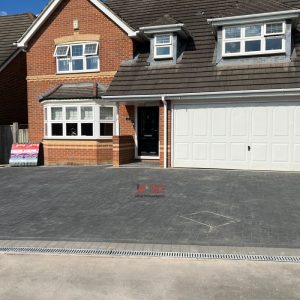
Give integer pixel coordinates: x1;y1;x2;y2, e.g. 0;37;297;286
0;123;28;164
18;129;29;144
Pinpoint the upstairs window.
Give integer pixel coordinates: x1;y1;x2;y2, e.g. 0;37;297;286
154;34;173;59
222;22;286;57
54;42;99;73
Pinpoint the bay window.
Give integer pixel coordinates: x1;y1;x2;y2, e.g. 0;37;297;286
54;42;99;73
222;22;286;57
45;104;115;139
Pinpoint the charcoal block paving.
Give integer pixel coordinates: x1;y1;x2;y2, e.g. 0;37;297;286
0;166;299;248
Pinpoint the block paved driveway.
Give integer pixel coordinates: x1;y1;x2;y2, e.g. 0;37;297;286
0;166;299;248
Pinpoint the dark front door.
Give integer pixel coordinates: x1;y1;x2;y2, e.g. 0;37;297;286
138;106;159;156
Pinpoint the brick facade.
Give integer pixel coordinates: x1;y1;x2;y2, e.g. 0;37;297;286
43;139;112;165
26;0;133;165
25;0;171;168
0;51;28;125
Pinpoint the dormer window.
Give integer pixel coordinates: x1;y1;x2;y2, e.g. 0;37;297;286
140;15;189;65
222;21;286;57
154;34;173;59
54;42;99;73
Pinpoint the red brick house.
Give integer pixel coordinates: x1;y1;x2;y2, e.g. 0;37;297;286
0;13;35;125
17;0;300;171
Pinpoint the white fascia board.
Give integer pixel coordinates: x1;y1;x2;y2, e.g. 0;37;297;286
89;0;137;37
103;95;161;102
0;49;22;73
17;0;138;48
207;10;300;27
102;88;300;102
17;0;62;48
140;23;184;34
40;98;112;105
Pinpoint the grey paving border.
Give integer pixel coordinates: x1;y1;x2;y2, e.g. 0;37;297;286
0;240;299;258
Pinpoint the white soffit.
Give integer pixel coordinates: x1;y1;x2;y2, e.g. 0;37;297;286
140;23;185;34
207;10;300;27
102;88;300;102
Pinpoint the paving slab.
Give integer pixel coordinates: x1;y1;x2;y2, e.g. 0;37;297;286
0;254;299;300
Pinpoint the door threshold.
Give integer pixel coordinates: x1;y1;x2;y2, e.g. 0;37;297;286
116;161;161;169
136;156;160;160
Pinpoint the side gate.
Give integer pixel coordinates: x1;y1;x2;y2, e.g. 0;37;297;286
0;123;29;164
0;125;13;164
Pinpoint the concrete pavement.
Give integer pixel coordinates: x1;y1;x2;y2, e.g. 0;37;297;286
0;254;299;300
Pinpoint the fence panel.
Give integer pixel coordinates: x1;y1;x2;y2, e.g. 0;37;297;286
18;129;29;144
0;125;13;164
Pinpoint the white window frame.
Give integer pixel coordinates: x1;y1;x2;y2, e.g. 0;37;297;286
44;102;116;139
54;45;70;57
84;43;99;55
54;42;100;74
154;34;173;59
99;106;115;137
222;21;286;57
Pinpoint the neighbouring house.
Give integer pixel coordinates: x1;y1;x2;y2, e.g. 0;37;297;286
0;13;35;126
16;0;300;171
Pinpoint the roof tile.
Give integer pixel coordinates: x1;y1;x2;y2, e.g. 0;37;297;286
104;0;300;96
0;13;35;67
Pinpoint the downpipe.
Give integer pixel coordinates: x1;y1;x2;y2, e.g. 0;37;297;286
161;96;167;169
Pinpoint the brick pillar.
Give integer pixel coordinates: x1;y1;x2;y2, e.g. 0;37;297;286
113;135;135;167
159;101;172;168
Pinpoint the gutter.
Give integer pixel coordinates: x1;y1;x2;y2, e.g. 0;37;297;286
102;88;300;102
140;23;185;31
207;10;300;27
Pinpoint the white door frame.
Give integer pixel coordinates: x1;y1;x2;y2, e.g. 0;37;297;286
134;103;160;160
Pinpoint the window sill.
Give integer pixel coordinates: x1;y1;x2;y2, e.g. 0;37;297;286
222;50;286;58
43;137;113;140
56;69;100;75
154;56;173;60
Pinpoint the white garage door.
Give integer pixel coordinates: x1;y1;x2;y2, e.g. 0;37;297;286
173;102;300;171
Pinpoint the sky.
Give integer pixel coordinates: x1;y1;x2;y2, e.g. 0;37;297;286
0;0;49;16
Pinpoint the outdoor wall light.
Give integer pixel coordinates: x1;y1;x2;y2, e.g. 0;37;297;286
73;19;79;30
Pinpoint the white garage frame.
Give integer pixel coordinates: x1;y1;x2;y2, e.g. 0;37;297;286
171;98;300;171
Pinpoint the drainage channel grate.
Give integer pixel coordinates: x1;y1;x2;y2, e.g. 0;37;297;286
0;247;299;263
